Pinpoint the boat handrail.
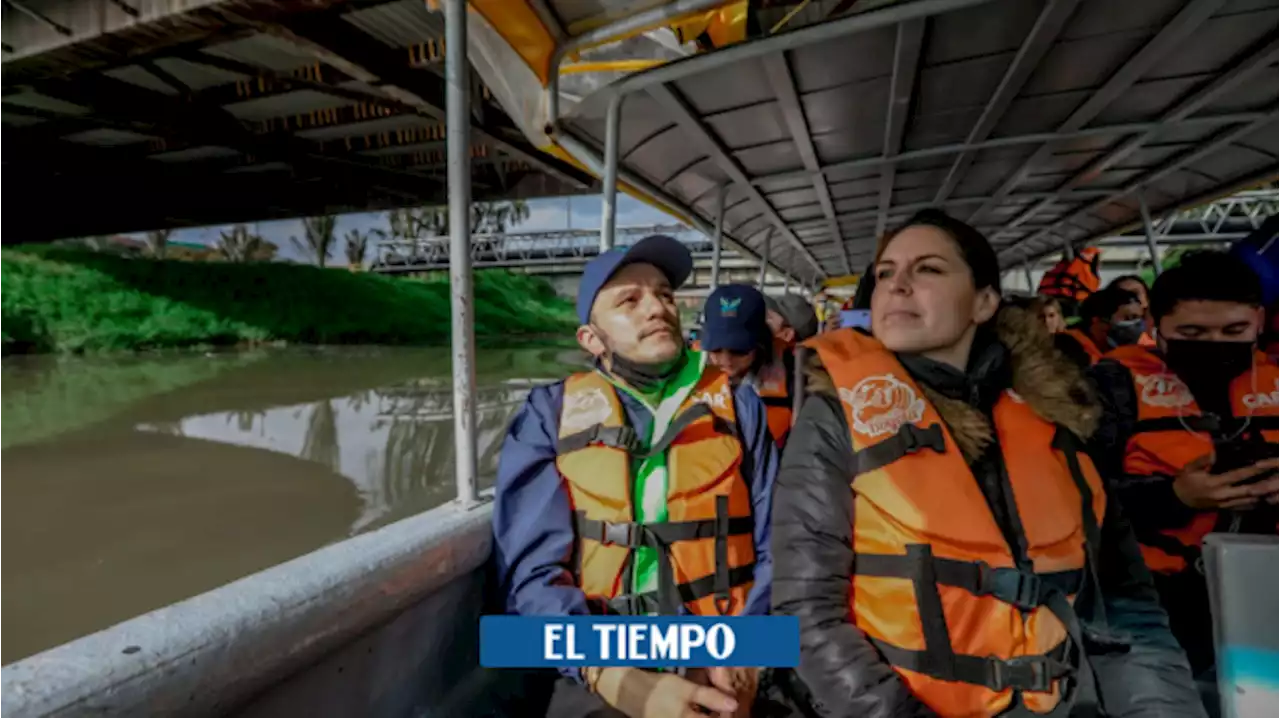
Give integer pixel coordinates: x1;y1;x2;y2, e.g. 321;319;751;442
1;496;495;718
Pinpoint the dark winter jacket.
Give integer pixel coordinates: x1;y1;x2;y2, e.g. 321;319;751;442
770;305;1206;718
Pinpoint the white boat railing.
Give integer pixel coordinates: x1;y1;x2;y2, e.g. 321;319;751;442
1;498;495;718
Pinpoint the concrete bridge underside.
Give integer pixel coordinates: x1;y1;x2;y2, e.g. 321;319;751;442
0;0;596;243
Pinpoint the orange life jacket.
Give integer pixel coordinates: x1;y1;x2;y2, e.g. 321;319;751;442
1138;330;1157;348
1038;247;1101;304
1061;327;1104;365
555;369;756;616
808;329;1106;717
1103;345;1279;574
755;338;794;447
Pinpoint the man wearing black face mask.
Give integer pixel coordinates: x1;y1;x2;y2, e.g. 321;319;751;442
1055;285;1146;369
1088;250;1279;705
490;235;782;718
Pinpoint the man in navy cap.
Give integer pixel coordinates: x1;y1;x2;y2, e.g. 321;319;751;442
701;284;772;386
702;285;799;447
492;236;780;718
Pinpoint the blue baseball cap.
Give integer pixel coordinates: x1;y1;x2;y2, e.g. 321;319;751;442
701;284;768;353
576;235;693;325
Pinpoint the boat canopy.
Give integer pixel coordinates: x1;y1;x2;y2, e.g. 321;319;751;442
454;0;1278;286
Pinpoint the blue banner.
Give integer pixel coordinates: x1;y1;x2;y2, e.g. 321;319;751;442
480;616;800;668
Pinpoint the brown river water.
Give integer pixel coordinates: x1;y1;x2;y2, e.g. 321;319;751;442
1;345;584;664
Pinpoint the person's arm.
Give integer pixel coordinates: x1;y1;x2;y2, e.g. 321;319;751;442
733;384;779;617
1087;360;1197;529
492;383;593;681
1087;493;1207;717
772;391;936;718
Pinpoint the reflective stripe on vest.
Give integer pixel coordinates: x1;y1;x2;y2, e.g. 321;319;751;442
807;329;1106;718
1105;345;1280;574
555;369;756;616
1062;328;1104;366
1037;248;1101;303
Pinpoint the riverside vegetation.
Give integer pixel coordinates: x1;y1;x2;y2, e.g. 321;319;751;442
1;245;577;355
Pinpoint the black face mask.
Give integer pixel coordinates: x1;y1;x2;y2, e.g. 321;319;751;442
1106;318;1147;348
607;352;682;393
1162;338;1256;387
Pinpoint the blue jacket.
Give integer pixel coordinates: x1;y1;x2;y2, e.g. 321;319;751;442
492;371;779;675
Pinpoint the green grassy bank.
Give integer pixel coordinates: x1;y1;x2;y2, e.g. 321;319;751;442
1;246;578;354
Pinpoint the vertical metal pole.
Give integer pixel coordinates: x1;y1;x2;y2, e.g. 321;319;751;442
600;95;622;252
783;262;792;294
446;0;478;509
709;185;727;292
1022;261;1034;293
758;228;772;289
1138;195;1162;277
1059;235;1074;261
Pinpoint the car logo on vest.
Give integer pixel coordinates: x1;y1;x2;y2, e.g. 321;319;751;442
719;297;741;317
1243;375;1279;410
563;387;613;434
839;374;926;438
1136;373;1194;409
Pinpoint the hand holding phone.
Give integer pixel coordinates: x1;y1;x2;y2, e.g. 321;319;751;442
1173;454;1279;510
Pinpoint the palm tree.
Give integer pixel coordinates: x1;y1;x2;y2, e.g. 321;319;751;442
291;214;338;268
216;225;267;263
144;228;172;259
344;229;370;269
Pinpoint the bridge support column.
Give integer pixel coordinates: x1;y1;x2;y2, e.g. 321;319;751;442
783;262;792;294
600;95;623;252
1137;194;1162;277
1023;261;1034;292
446;0;479;509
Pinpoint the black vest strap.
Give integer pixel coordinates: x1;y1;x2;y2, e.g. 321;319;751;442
867;636;1073;694
1132;415;1219;435
857;545;1082;716
854;553;1083;612
1130;525;1205;573
605;564;757;616
851;422;946;476
557;402;736;459
575;508;756;616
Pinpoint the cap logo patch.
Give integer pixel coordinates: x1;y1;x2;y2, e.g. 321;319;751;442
719;297;741;317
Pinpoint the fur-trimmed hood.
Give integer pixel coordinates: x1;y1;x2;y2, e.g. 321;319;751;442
805;304;1100;463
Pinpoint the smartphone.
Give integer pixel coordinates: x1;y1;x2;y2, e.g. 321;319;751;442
1213;440;1275;485
840;309;872;330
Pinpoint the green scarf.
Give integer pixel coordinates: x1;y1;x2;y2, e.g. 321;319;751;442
600;349;707;603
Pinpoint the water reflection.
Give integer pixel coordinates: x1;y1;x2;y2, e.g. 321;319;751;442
135;379;547;533
2;346;583;663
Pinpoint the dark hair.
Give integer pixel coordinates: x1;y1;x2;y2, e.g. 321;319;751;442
879;209;1001;293
1108;274;1149;299
852;260;875;310
1079;286;1140;323
1150;250;1263;320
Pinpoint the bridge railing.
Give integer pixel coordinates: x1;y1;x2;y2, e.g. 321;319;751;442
372;224;710;271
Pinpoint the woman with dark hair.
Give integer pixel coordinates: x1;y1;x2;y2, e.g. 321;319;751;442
1108;275;1155;347
770;209;1203;717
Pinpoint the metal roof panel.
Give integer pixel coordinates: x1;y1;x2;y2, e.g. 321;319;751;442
222;90;357;122
201;34;319;73
62;128;157;146
341;0;445;48
786;28;895;94
102;65;180;95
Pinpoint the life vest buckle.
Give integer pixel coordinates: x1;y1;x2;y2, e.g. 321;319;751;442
976;564;1046;612
986;654;1063;693
901;423;945;455
597;520;639;548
